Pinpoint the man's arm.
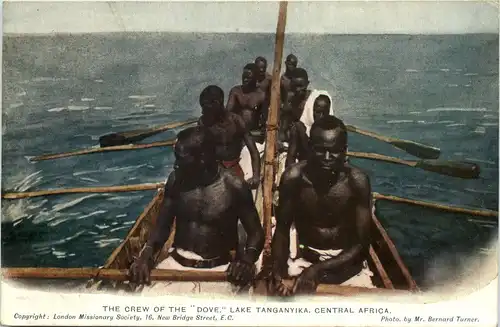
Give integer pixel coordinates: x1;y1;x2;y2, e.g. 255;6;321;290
259;90;270;131
236;114;261;185
271;167;298;276
285;123;299;168
231;175;265;263
310;169;372;273
296;122;309;161
144;172;177;256
226;87;238;113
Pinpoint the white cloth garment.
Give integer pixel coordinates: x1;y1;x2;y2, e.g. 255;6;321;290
299;90;334;136
147;248;237;295
287;246;375;288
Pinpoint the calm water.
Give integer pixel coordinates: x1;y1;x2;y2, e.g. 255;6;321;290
2;33;498;289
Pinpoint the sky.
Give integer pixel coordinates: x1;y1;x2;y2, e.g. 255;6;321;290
2;1;499;34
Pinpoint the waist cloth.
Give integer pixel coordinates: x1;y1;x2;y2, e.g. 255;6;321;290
287;245;375;288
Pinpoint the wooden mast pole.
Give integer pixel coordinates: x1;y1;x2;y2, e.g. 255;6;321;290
261;1;288;277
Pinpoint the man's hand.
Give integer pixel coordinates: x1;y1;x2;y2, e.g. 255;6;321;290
245;176;260;189
292;267;319;295
267;272;292;297
128;245;154;285
226;260;256;287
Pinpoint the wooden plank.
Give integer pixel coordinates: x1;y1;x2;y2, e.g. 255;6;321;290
371;207;418;291
1;267;410;296
369;245;394;289
102;188;164;268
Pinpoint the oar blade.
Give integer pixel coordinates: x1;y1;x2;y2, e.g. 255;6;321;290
389;140;441;159
98;119;197;147
415;160;481;179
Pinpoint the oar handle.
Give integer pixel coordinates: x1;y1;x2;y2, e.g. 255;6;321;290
1;267;410;296
373;192;497;219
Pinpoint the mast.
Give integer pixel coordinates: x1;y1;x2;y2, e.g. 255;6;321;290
261;1;288;272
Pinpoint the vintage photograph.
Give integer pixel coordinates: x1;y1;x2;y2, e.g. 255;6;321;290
1;0;498;325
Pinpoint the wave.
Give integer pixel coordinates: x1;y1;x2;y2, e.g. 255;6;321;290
107;194;144;202
483;114;498;119
68;105;90;111
437;120;455;124
427;107;488;112
94;238;122;249
409;111;421;115
94;79;104;83
73;170;100;177
464;73;479;76
21;77;70;84
387;120;413;124
473;127;486;134
464;188;497;194
447;84;458;87
143;104;156;108
440;68;450;72
104;163;147;172
79;177;99;183
75;210;107;220
128;95;157;100
52;194;100;212
9;102;24;109
31;230;86;249
480;123;498;127
48;107;67;112
116;213;128;218
446;123;466;127
94;106;113;110
405;69;419;73
81;98;95;102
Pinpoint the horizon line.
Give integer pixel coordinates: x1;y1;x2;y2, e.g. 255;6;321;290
4;31;499;37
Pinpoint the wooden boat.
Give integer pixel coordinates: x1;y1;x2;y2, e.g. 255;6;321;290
97;139;419;295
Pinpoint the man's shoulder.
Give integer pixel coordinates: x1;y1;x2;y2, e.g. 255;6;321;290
346;166;371;191
220;167;247;190
281;161;307;185
229;85;242;94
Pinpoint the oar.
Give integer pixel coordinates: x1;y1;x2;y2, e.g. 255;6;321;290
30;142;479;179
1;182;163;200
348;151;480;179
1;267;409;296
346;125;441;159
98;119;197;147
30;139;176;162
373;192;497;219
2;183;496;219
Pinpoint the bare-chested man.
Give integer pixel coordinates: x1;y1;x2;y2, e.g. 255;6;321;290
285;94;331;167
197;85;260;188
255;56;272;102
128;126;265;288
281;54;298;95
227;63;268;134
285;67;312;122
269;116;374;296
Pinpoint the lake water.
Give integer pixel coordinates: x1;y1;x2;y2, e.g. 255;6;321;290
2;33;498;289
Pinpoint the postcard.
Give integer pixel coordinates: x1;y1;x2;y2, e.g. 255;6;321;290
1;1;498;326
